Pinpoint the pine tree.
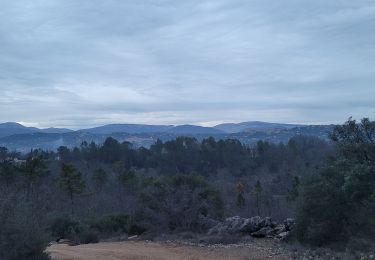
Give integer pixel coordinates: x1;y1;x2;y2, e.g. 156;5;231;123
92;168;107;191
22;155;49;200
251;180;263;216
236;182;246;209
59;163;85;216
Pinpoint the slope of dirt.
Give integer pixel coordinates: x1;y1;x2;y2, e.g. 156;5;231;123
47;240;292;260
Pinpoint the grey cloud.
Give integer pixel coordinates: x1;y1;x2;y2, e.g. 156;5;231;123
0;0;374;128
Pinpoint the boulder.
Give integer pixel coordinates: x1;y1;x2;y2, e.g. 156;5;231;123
284;218;295;231
56;238;78;246
240;216;262;233
208;216;295;238
259;217;274;228
128;235;138;240
250;227;274;238
276;231;290;241
208;216;264;235
273;224;286;235
208;216;243;235
198;215;219;230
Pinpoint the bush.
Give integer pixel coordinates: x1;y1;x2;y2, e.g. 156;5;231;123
0;200;51;260
128;224;146;236
48;217;81;239
140;175;224;231
295;118;375;246
91;213;147;238
78;229;99;244
0;222;51;260
295;170;349;245
48;216;100;244
92;214;129;234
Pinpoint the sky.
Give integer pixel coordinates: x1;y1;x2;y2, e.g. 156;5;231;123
0;0;374;129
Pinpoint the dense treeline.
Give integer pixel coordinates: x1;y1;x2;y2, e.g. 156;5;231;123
58;135;329;175
56;134;331;219
0;118;373;259
296;118;375;247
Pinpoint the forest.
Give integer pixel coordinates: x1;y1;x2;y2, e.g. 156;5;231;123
0;118;374;259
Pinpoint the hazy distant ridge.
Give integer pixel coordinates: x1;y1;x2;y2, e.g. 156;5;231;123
214;121;302;133
0;121;333;152
0;122;73;138
0;121;306;138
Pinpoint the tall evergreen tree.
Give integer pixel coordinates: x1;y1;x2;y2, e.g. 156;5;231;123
251;180;263;216
21;155;49;200
59;163;85;216
236;182;246;209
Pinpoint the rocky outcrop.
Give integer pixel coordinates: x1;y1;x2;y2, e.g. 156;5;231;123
284;218;295;231
208;216;294;240
56;238;78;246
250;226;274;238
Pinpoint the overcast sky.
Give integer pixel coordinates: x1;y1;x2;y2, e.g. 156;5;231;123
0;0;374;129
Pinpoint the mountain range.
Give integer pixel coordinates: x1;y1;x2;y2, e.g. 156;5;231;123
0;121;305;137
82;124;224;135
0;122;73;139
214;121;302;133
0;121;334;152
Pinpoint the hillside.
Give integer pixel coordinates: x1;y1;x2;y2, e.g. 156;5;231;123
0;122;73;139
0;123;333;152
167;124;224;134
214;121;302;133
82;124;173;134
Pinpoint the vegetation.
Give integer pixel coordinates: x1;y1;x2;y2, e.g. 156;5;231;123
59;163;86;216
295;118;375;247
0;118;373;258
251;180;263;216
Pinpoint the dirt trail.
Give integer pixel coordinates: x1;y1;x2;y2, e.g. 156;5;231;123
47;240;291;260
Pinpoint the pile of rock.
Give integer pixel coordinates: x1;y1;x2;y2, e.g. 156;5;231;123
208;216;294;240
55;238;78;246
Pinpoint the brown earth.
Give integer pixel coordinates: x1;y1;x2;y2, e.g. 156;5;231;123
47;240;292;260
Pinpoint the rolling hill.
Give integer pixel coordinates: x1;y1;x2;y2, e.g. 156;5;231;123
81;124;173;134
167;125;224;134
0;121;334;152
214;121;302;133
0;122;73;138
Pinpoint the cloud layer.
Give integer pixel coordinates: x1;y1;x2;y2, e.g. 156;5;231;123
1;0;374;128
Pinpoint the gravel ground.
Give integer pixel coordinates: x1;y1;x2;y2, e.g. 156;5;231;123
47;239;292;260
47;238;375;260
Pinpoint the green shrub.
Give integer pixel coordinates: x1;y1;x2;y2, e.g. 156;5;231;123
295;118;375;246
0;200;51;260
48;217;101;244
128;224;146;236
48;217;81;239
78;229;99;244
92;214;129;234
91;213;147;237
0;222;51;260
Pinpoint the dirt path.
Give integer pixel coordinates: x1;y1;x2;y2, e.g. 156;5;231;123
47;240;291;260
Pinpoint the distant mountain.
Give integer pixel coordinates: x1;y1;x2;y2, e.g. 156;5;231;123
167;125;224;135
214;121;303;133
0;122;37;138
0;131;163;152
82;124;173;134
0;124;334;152
228;125;335;145
82;124;223;135
0;121;335;152
0;121;305;137
39;127;74;134
0;122;73;138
